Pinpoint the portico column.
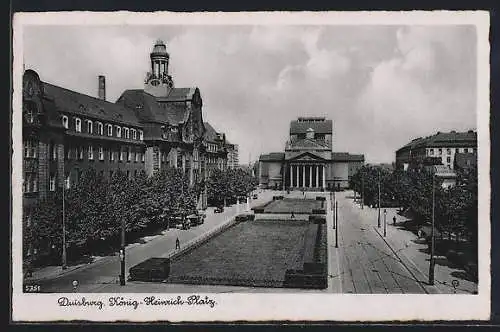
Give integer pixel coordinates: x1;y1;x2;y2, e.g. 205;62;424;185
295;165;299;188
289;165;293;188
322;165;326;189
309;165;312;188
302;165;306;188
316;165;319;188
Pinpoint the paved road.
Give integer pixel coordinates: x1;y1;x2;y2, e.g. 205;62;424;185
34;190;277;293
332;191;427;294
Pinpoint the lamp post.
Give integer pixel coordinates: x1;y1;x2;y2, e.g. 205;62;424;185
335;201;339;246
361;174;364;210
383;209;387;237
62;160;67;270
377;169;381;228
119;190;126;286
428;174;436;285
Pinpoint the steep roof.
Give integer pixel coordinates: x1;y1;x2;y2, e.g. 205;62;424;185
204;122;225;143
287;138;330;150
398;130;477;152
260;152;285;161
43;82;141;126
117;89;189;125
290;119;333;134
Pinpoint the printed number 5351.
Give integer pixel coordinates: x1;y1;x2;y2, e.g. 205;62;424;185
24;284;41;292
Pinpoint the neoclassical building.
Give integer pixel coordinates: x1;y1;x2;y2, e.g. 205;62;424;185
22;39;234;217
259;117;364;191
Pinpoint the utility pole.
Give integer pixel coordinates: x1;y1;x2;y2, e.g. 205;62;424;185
62;158;67;270
377;169;381;228
428;174;436;285
361;174;364;209
335;201;338;248
383;209;387;237
120;191;126;286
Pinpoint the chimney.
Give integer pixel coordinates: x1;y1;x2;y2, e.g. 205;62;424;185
98;75;106;101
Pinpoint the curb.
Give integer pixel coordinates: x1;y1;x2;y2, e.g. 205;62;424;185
373;226;436;294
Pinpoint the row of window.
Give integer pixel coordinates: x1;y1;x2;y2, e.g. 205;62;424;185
428;147;476;156
66;145;145;162
61;115;143;140
206;143;219;153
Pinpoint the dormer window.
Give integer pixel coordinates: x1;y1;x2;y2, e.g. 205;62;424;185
61;115;69;129
97;122;103;135
306;128;315;139
86;120;93;134
75;118;81;132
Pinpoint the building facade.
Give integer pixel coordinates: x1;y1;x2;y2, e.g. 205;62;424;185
395;130;477;171
203;122;228;174
22;39;233;217
226;143;239;169
258;117;364;191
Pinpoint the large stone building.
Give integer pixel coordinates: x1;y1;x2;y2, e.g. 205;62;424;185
22;39;234;218
395;130;477;171
258;117;364;191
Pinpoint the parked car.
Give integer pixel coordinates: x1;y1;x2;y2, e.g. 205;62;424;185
186;210;206;226
214;205;224;213
170;213;191;230
252;194;258;199
417;223;443;241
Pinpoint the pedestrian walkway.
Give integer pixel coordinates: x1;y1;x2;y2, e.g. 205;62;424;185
342;190;478;294
25;190;278;291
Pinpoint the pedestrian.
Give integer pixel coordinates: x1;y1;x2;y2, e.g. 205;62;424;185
291;211;295;219
393;216;397;225
175;237;180;250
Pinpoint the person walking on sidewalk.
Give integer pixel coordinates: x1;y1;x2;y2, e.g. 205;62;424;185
175;237;181;250
393;215;397;225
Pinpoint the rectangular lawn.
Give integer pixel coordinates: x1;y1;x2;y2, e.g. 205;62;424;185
166;220;312;288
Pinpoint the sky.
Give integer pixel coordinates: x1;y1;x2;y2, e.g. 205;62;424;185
23;24;478;164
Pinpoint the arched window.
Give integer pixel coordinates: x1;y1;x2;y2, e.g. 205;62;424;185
62;115;69;129
107;124;113;136
97;122;103;135
87;120;93;134
75;118;82;132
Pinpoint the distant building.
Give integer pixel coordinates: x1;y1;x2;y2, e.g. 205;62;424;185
396;130;477;171
258;117;364;190
203;122;228;174
429;165;457;189
226;143;239;169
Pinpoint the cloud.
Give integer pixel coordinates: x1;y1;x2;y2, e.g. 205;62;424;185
22;25;477;165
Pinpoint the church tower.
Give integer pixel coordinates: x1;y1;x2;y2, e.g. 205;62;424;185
144;39;174;97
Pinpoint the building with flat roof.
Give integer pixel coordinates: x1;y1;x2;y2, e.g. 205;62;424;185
258;117;364;191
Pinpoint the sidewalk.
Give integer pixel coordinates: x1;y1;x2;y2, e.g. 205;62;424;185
24;190;277;285
341;190;478;295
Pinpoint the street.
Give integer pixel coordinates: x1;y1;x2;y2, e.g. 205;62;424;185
329;191;427;294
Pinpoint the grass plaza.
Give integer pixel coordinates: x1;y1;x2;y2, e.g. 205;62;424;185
164;197;328;289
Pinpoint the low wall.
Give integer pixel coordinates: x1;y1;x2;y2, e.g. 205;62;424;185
167;215;243;262
254;213;310;221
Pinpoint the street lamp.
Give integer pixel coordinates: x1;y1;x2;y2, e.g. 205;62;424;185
62;160;67;270
428;174;436;285
119;190;126;286
377;169;381;228
383;209;387;237
361;174;364;210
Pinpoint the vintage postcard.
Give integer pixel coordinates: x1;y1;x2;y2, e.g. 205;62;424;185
11;10;491;322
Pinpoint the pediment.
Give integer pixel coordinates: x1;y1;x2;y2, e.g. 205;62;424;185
287;151;328;162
